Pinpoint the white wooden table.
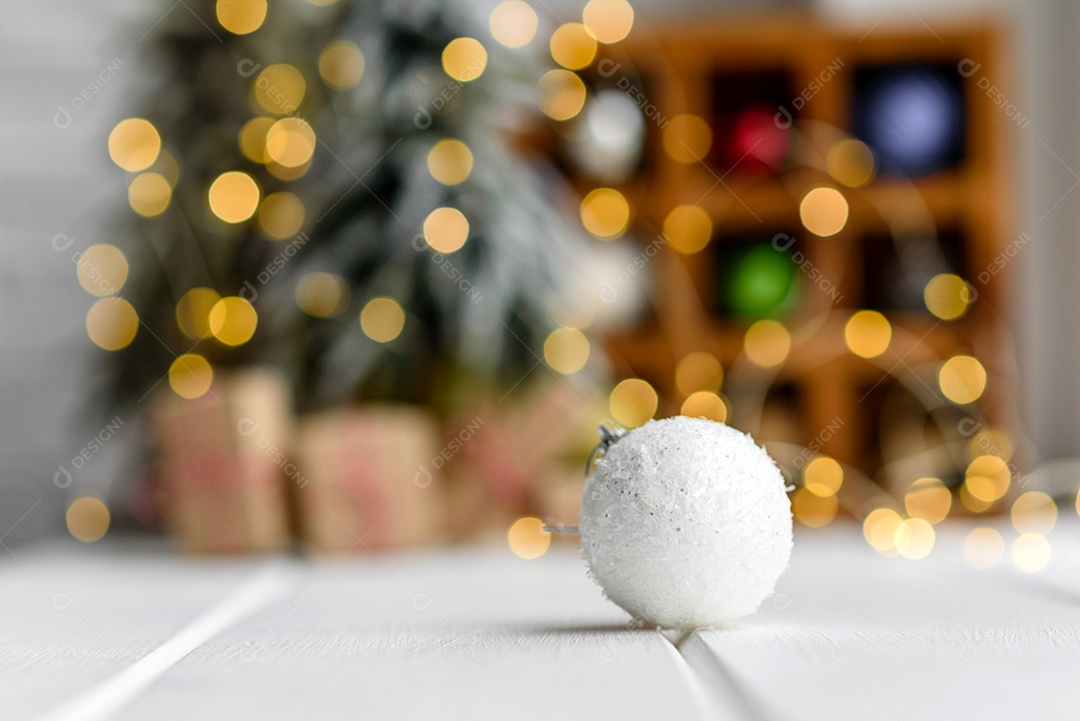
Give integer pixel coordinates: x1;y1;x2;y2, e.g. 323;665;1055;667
5;519;1080;721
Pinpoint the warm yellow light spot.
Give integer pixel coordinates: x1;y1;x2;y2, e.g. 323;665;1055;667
803;456;843;497
490;0;538;48
215;0;266;34
538;69;587;121
663;114;712;165
253;64;306;115
609;378;657;427
580;188;630;240
209;296;258;346
257;192;305;239
128;172;172;217
844;310;891;359
176;288;221;340
108;118;161;172
550;23;597;71
423;207;470;253
319;40;365;91
960;482;994;513
508;517;551;559
86;298;138;351
77;245;128;297
966;427;1013;462
826;138;876;188
1012;533;1051;573
169;354;214;399
360;297;406;342
744;320;791;368
1011;491;1057;535
265;117;316;168
863;508;902;555
296;272;346;318
266;159;311;181
799;187;849;237
894;518;935;560
680;391;727;422
924;273;974;321
442;38;488;82
675;351;723;396
582;0;635;44
66;497;110;543
663;205;712;255
964;454;1010;503
793;487;838;527
208;171;260;223
939;355;987;405
964;527;1004;569
427;139;474;186
543;327;590;374
238;117;275;163
903;477;951;524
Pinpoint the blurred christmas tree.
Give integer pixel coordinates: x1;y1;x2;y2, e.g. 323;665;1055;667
97;0;591;414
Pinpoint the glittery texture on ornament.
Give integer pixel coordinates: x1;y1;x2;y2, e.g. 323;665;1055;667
580;417;793;629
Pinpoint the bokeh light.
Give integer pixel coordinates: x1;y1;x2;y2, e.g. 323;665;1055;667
743;319;791;368
266;117;316;168
793;487;838;527
1012;532;1051;573
76;245;128;297
662;114;712;165
826;138;876;188
663;205;712;255
128;172;172;217
209;296;258;346
799;187;849;237
176;288;221;340
442;38;488;82
803;456;843;497
423;207;470;253
538;69;587;121
216;0;267;35
257;191;305;239
844;310;891;359
543;327;590;374
903;477;951;524
86;298;138;351
680;391;727;422
507;517;551;559
208;171;260;223
296;272;346;318
108;118;161;172
894;518;935;560
169;354;214;399
360;297;406;343
318;40;365;91
427;139;474;186
66;497;110;543
550;23;597;71
238;116;274;163
966;427;1013;462
582;0;635;44
939;355;987;404
1011;491;1057;535
253;64;306;115
580;187;630;240
609;378;657;427
964;454;1010;503
675;351;723;395
964;527;1004;569
490;1;538;48
924;273;973;320
863;508;902;556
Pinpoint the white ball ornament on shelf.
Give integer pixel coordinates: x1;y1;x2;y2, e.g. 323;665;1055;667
579;416;793;629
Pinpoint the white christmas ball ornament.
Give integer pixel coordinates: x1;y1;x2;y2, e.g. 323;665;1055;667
580;417;793;629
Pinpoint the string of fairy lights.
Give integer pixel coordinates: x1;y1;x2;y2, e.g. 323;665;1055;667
71;0;1064;573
